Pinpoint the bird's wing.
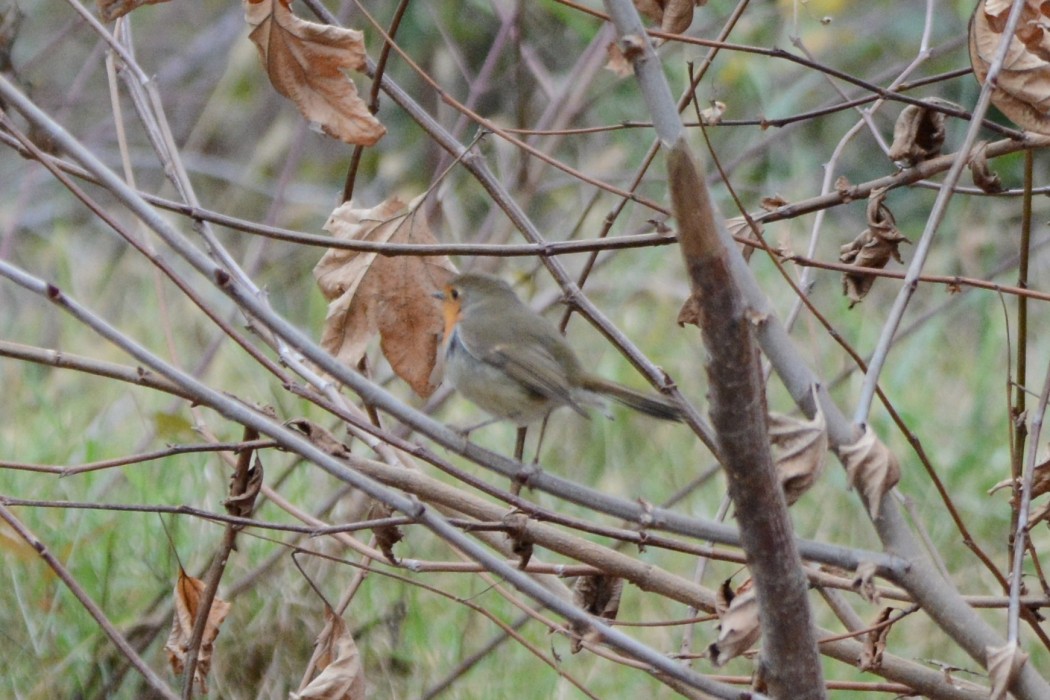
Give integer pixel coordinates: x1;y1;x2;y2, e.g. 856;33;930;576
459;318;586;415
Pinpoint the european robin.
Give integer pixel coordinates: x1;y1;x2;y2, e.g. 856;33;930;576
435;273;683;426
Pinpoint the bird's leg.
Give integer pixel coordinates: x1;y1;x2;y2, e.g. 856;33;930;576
511;426;529;495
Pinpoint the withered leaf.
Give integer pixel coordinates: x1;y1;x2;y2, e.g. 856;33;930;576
840;190;909;307
709;578;760;667
852;561;880;604
759;195;789;211
244;0;386;146
503;511;534;570
293;606;366;700
224;455;264;519
987;641;1029;700
163;568;231;695
970;141;1005;193
571;574;624;653
836;425;901;520
858;607;893;672
634;0;707;35
887;100;948;165
727;216;763;262
605;41;634;78
314;196;456;398
768;388;827;505
370;502;403;565
676;292;702;327
288;418;352;458
969;0;1050;134
97;0;169;22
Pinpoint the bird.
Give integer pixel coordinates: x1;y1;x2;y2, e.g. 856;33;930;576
434;272;683;426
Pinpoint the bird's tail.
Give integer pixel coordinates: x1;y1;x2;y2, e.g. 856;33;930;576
580;376;684;422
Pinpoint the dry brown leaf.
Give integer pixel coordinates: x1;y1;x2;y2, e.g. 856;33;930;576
163;568;231;695
97;0;169;22
759;195;789;211
293;606;366;700
634;0;707;35
605;41;633;78
837;425;901;520
768;389;827;505
571;574;624;653
709;578;760;667
840;190;910;307
370;502;403;565
676;292;702;327
970;140;1005;193
887;100;947;165
289;418;352;457
244;0;385;146
314;196;456;398
858;607;893;672
852;561;880;604
969;0;1050;134
727;216;763;262
224;455;264;519
987;641;1029;700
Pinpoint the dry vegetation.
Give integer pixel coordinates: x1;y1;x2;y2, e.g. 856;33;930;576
3;0;1050;698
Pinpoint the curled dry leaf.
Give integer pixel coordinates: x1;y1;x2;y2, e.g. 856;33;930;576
676;292;702;327
224;455;264;519
709;578;760;667
858;607;893;672
970;141;1005;193
840;190;910;307
314;196;456;398
887;100;948;165
370;502;403;565
634;0;707;35
503;511;534;570
604;41;634;78
768;387;827;505
987;641;1029;700
836;425;901;520
969;0;1050;134
571;574;624;653
97;0;169;22
727;215;763;262
852;561;880;604
244;0;386;146
293;606;366;700
288;418;352;458
163;568;231;695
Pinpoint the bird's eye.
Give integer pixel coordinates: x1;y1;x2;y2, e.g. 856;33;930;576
449;287;460;300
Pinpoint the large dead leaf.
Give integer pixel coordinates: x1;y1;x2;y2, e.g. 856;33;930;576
244;0;385;146
314;196;456;398
987;641;1029;700
836;426;901;520
887;100;949;165
163;568;231;695
634;0;707;35
840;190;909;307
97;0;170;22
293;606;366;700
970;0;1050;134
709;578;760;667
768;388;827;505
